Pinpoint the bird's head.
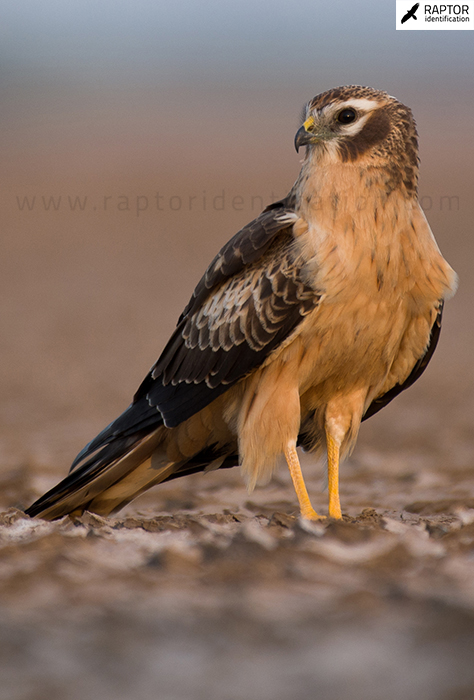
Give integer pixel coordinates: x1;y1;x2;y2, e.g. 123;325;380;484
295;85;419;194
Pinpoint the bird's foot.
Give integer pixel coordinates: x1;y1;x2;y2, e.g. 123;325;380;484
300;506;326;521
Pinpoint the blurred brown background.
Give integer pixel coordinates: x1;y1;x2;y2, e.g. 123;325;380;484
1;2;473;699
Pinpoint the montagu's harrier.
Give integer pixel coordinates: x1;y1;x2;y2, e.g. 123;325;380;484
26;85;457;521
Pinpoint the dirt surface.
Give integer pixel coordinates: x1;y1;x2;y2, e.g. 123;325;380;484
3;456;474;700
1;82;474;700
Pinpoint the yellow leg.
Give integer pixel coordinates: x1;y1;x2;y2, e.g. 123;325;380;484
326;430;342;519
284;442;324;521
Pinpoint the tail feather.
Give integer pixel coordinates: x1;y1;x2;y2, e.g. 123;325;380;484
26;415;240;519
70;398;162;472
86;446;239;516
80;451;177;516
26;389;240;520
25;429;164;520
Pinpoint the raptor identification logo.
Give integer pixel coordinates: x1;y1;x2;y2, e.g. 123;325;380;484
396;1;474;28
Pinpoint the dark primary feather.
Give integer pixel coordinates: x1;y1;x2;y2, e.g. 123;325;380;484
69;197;303;465
25;429;162;518
25;195;321;518
133;195;319;428
77;196;307;454
68;396;162;472
147;235;318;427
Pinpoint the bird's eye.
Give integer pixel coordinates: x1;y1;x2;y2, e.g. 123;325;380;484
336;108;357;125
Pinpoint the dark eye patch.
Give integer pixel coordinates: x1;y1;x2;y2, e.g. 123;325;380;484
336;109;392;162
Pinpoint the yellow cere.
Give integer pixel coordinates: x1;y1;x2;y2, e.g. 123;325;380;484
303;116;315;132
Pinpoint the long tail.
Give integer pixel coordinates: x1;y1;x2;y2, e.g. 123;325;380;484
25;398;238;520
25;430;165;520
25;394;170;519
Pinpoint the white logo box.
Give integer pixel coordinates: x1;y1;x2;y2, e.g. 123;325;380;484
396;1;474;29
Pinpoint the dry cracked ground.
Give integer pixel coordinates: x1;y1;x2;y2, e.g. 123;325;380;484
1;82;474;700
2;452;474;700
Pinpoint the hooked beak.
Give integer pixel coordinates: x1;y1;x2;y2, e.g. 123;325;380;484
294;116;319;152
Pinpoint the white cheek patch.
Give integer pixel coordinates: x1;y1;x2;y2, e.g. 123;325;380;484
338;112;371;137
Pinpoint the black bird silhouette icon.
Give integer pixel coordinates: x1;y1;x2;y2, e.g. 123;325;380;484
401;2;420;23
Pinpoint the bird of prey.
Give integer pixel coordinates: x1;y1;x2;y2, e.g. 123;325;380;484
26;85;457;522
401;2;420;23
